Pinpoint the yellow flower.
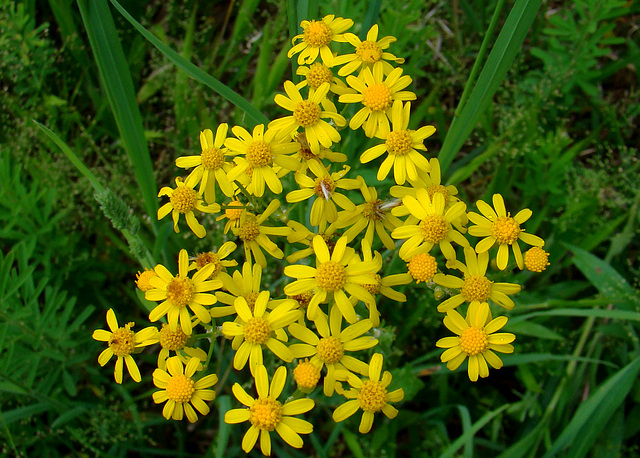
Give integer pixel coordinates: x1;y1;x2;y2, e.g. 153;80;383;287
289;305;377;396
406;252;439;284
339;62;416;138
436;302;515;382
284;235;379;323
188;241;238;282
334;24;404;76
152;323;208;371
152;356;218;422
335;182;403;251
216;198;245;234
524;246;550;272
291;132;347;173
293;359;322;392
232;200;291;268
221;292;301;374
360;100;434;184
288;15;353;65
285;221;338;264
157;176;220;238
468;194;545;270
92;308;157;384
225;124;300;197
145;249;219;335
296;62;354;96
225;365;315;456
270;81;346;155
332;353;404;434
286;161;360;230
175;125;235;203
433;248;521;312
391;191;468;262
212;261;264;319
135;268;157;292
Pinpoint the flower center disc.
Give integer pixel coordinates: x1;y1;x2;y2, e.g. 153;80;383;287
407;253;438;283
246;141;273;167
363;273;381;295
362;83;392;112
314;176;336;199
303;20;333;47
109;326;135;357
244;317;271;345
358;380;387;412
170;186;198;213
420;215;448;243
362;199;383;221
239;220;260;242
293;100;321;127
525;247;550;272
306;63;333;89
244;291;260;312
427;184;449;202
293;361;321;388
201;147;225;170
166;374;195;403
250;398;283;431
459;326;488;355
316;336;344;364
315;261;346;292
356;41;383;63
166;277;195;308
159;324;189;351
195;252;222;277
461;275;492;302
385;130;413;155
491;216;521;245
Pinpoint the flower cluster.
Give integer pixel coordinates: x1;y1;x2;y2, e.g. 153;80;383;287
92;13;550;456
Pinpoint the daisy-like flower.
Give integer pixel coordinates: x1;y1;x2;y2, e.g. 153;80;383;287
284;235;379;323
336;182;403;251
286;161;360;230
359;101;434;184
188;241;238;285
136;268;157;292
152;356;218;422
524;246;550;272
225;124;300;197
232;200;291;268
216;198;245;234
157;175;220;238
225;365;315;456
436;301;515;381
145;249;219;335
152;324;208;371
291;132;347;173
270;81;346;155
293;359;322;392
332;353;404;434
289;305;377;396
212;262;263;319
285;221;338;264
406;252;439;284
468;194;545;270
296;62;353;96
432;248;522;313
339;62;416;138
334;24;405;76
92;308;157;384
288;15;353;65
175;125;235;203
391;191;469;262
221;292;301;374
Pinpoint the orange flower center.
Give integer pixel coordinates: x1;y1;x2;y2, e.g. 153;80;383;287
170;186;198;214
166;374;195;403
362;273;381;295
459;326;488;355
491;216;521;245
293;360;321;389
427;184;449;202
525;247;550;272
407;253;438;283
250;398;283;431
362;83;392;112
195;252;223;277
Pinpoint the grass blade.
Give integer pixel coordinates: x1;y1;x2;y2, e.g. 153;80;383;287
77;0;158;222
439;0;543;175
441;404;509;458
109;0;269;127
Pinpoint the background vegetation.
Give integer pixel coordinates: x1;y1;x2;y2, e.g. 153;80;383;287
1;0;639;456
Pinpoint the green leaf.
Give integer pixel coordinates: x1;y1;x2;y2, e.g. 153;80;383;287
439;0;543;175
109;0;269;127
77;0;158;221
503;321;564;341
390;365;425;402
542;356;640;457
342;429;366;458
214;395;231;458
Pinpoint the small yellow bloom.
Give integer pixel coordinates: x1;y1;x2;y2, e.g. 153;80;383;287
334;24;405;76
216;198;245;234
406;252;438;284
468;194;544;270
288;15;353;65
524;246;550;272
289;305;377;396
135;268;157;292
433;248;521;312
270;81;346;155
92;308;157;384
291;132;347;173
225;365;315;456
296;62;354;96
188;241;238;282
145;249;219;335
293;359;322;392
157;176;220;238
332;353;404;434
212;262;264;319
436;302;515;382
152;356;218;422
175;125;236;203
339;62;416;138
152;323;208;371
